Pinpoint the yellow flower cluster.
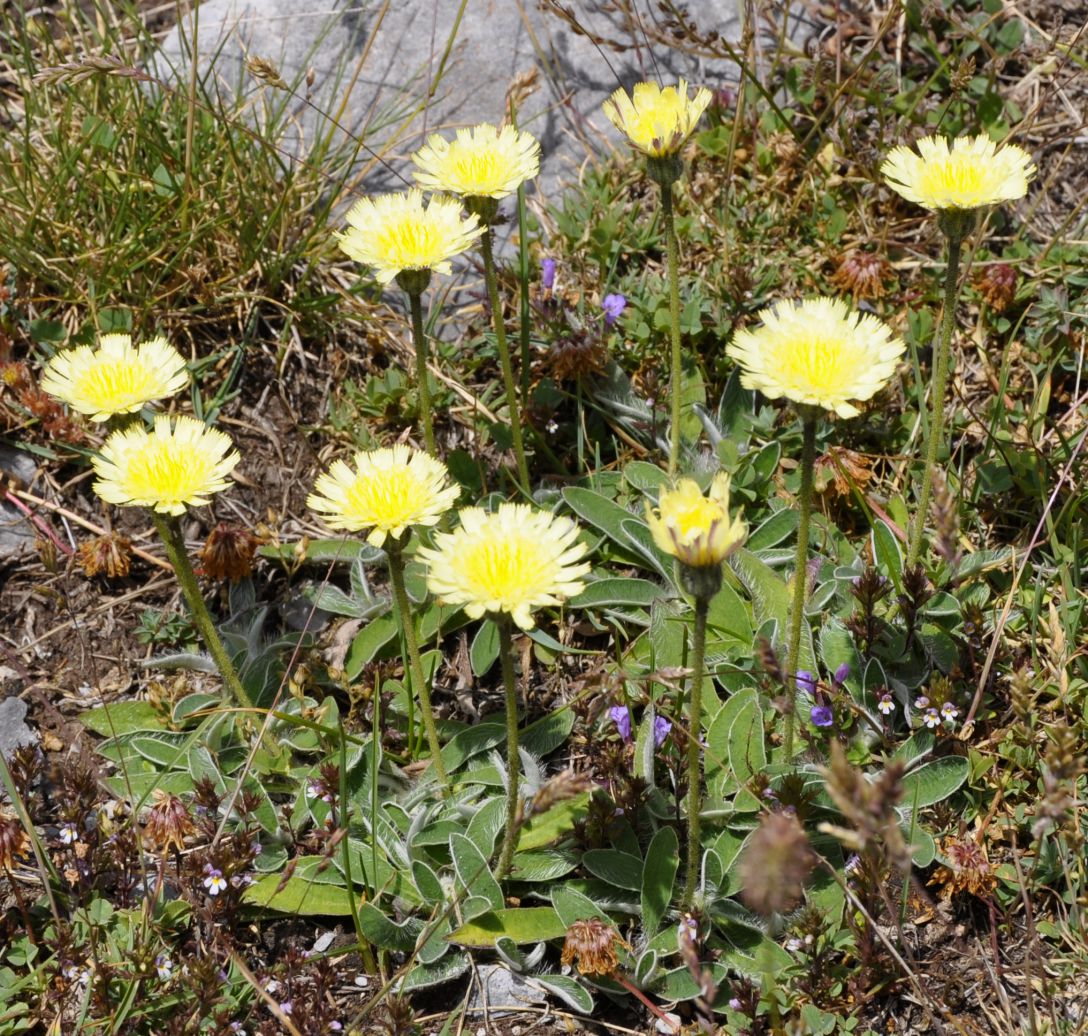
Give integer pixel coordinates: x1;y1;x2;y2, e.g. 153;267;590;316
92;415;238;515
419;504;590;631
647;474;747;569
307;446;459;546
40;333;189;422
726;297;906;418
602;79;712;157
881;134;1034;211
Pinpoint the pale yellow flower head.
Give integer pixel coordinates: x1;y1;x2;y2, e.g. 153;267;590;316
337;189;485;285
306;446;459;548
418;504;590;631
647;473;747;569
412;123;541;200
726;297;905;418
39;333;189;422
92;414;238;515
881;134;1034;211
602;79;712;157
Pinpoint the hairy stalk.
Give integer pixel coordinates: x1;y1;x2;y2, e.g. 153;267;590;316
152;512;254;710
906;235;963;568
480;225;530;493
682;595;710;909
495;617;522;879
386;539;450;794
661;180;683;476
407;290;436;455
784;413;817;758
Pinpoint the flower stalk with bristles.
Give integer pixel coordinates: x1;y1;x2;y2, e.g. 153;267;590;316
413;123;541;490
602;81;711;475
881;135;1034;568
647;473;746;908
419;504;589;876
307;447;460;792
91;415;253;710
337;190;485;455
727;298;904;757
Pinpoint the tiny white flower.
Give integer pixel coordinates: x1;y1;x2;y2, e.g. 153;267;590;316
923;708;941;729
203;867;227;895
155;955;174;981
58;823;79;845
877;693;895;716
914;695;930;709
940;702;959;722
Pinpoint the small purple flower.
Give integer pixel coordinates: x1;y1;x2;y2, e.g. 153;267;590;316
877;693;895;716
653;716;672;747
728;997;742;1011
329;1024;343;1033
602;293;627;327
940;701;959;723
541;258;556;291
278;1001;293;1016
203;865;227;896
795;670;817;696
914;695;930;709
810;704;834;728
833;662;851;686
923;708;941;730
609;705;632;743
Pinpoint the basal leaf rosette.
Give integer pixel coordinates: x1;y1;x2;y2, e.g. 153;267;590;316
306;446;459;547
726;297;905;418
337;188;485;286
881;134;1035;212
418;503;590;631
647;473;747;571
602;79;712;158
92;414;238;515
40;333;189;422
412;123;541;200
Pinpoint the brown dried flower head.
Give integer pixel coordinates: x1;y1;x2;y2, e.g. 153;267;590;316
200;522;262;581
975;263;1017;312
739;811;815;916
77;531;133;579
929;832;996;901
0;809;29;871
560;918;626;977
143;790;196;854
813;446;873;500
830;251;892;300
546;335;608;382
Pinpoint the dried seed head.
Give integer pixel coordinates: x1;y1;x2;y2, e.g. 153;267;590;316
739;811;815;916
929;832;996;900
199;523;261;581
546;334;608;381
0;809;29;870
143;791;196;854
560;918;625;976
975;263;1017;312
77;531;133;579
830;251;892;300
246;56;288;90
813;445;874;499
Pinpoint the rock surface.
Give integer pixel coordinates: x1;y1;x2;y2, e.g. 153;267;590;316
0;445;38;560
157;0;816;201
0;696;37;760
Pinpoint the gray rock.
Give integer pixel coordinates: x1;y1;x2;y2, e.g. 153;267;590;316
0;445;38;560
466;963;547;1017
0;697;37;761
156;0;817;202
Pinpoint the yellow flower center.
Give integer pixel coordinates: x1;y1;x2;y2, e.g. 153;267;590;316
668;493;725;540
119;438;219;505
378;219;444;269
458;532;547;604
344;467;429;527
917;156;985;202
774;330;869;397
72;360;159;410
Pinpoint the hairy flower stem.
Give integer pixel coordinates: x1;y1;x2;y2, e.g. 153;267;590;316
152;512;254;711
407;290;436;456
906;234;963;569
495;616;522;879
386;540;450;794
785;414;817;759
661;180;683;477
682;594;710;909
480;226;530;493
